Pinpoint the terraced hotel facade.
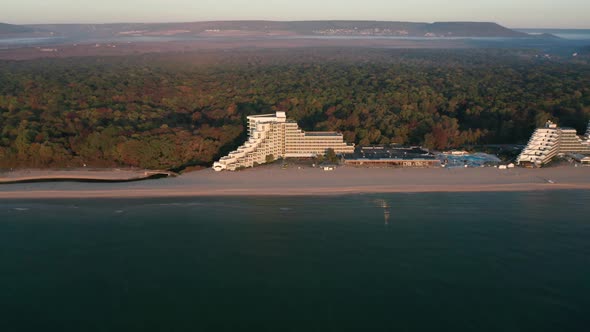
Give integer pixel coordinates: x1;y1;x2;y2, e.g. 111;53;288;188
517;121;590;167
213;112;354;171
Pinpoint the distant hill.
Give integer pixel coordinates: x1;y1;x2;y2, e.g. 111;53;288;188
288;21;528;37
27;20;531;39
533;33;561;39
425;22;528;37
0;23;35;34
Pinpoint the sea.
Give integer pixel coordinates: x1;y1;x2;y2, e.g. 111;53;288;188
1;191;589;331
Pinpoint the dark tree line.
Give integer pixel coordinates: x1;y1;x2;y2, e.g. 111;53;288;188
0;48;589;169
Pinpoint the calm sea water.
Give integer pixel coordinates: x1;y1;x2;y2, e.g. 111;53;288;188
1;191;589;331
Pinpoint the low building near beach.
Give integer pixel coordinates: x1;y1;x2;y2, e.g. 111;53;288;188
213;112;354;171
438;151;501;168
517;120;590;167
344;146;441;168
568;153;590;166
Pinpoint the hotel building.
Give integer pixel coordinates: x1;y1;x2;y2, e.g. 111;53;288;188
516;120;590;167
213;112;354;171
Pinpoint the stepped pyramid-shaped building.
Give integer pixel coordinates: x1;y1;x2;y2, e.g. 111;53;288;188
213;112;354;171
517;120;590;167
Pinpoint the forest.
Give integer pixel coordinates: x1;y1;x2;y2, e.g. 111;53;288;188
0;48;589;169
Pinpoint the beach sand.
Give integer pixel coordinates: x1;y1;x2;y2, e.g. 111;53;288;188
1;165;589;199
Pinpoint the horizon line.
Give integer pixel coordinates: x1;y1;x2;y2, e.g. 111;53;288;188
2;19;589;30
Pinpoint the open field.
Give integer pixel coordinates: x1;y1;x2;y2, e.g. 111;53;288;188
1;165;589;199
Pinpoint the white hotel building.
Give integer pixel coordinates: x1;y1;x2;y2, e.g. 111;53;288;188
213;112;354;171
516;120;590;167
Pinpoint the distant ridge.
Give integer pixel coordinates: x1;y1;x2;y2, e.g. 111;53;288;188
0;22;35;34
425;22;528;37
26;20;531;39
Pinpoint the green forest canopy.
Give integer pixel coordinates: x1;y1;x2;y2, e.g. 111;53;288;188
0;48;589;169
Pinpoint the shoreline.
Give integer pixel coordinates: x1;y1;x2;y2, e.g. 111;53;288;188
0;183;589;200
1;165;589;199
0;168;176;185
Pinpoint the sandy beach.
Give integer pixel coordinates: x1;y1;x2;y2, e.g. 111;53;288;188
1;165;589;199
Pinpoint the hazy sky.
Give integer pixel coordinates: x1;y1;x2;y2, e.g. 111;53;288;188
2;0;589;28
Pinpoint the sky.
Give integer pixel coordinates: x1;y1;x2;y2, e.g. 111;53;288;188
2;0;589;28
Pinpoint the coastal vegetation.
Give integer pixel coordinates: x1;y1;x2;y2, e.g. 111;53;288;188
0;48;589;169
